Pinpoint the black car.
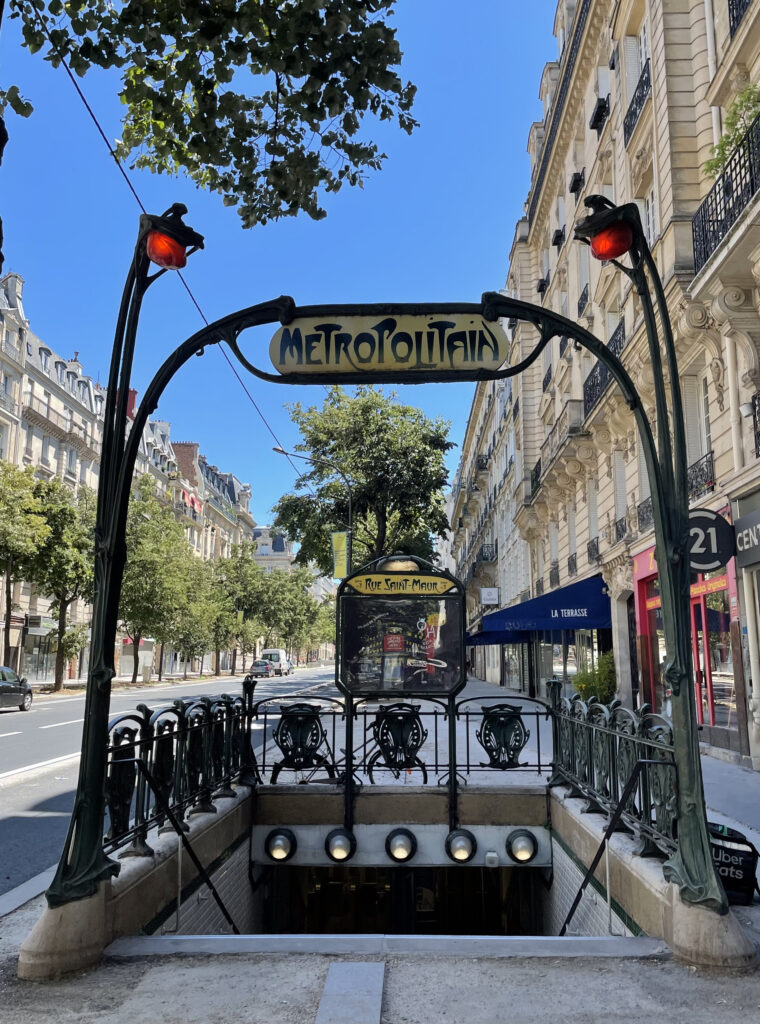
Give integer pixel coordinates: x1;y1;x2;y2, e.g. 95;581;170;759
0;666;33;711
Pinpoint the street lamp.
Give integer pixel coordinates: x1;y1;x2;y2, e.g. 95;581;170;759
272;446;354;575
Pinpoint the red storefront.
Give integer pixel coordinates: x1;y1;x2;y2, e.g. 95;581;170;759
632;519;750;756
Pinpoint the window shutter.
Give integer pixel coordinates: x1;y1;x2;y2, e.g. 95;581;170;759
588;480;598;537
624;36;640;101
614;452;627;519
568;506;577;554
638;442;650;500
682;375;703;466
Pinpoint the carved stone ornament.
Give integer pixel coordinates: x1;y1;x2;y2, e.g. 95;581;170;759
631;143;652;192
601;553;633;600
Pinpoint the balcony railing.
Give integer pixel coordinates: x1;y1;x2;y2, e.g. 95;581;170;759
476;453;489;472
568;552;577;576
208;493;238;522
478;543;497;563
637;495;654;533
615;515;628;544
541;399;586;471
542;364;553;392
583;319;626;418
577;283;589;317
3;339;23;365
623;59;651;146
549;562;560;589
587;537;600;563
530;458;542;496
753;393;760;459
729;0;752;37
692;110;760;274
0;391;19;415
22;395;101;455
687;451;715;502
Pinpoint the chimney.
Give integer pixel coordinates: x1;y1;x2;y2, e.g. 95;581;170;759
126;388;138;420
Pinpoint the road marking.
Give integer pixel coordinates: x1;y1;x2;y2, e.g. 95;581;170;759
0;752;79;781
39;719;83;730
0;731;21;738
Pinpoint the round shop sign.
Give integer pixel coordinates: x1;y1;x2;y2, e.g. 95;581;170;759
689;509;735;572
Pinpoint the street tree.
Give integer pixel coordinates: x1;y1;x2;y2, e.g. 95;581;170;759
170;556;217;678
0;1;417;269
272;386;453;576
217;543;266;675
0;462;49;665
26;480;96;691
119;476;190;684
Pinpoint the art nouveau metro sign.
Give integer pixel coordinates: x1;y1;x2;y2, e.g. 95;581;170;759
268;307;510;378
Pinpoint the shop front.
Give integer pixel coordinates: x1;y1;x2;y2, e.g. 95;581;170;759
632;524;749;757
467;575;612;699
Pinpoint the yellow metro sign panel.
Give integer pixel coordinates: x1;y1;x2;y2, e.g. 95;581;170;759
349;574;456;596
270;314;509;376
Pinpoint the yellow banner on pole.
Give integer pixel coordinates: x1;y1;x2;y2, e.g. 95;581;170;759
332;531;348;579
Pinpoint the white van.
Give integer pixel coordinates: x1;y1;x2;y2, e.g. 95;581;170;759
260;648;290;676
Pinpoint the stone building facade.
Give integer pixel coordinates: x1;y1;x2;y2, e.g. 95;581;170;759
0;272;257;682
449;0;760;768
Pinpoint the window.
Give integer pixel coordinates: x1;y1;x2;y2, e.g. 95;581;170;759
39;348;50;373
80;459;88;483
55;362;65;385
636;187;657;245
638;442;650;501
623;25;649;101
568;505;577;555
701;376;712;455
614;451;627;520
67;372;76;394
67;447;77;473
682;374;711;466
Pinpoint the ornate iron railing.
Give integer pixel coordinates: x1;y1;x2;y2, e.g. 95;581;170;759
623;59;651;146
587;537;600;563
729;0;752;37
549;562;560;588
542;364;553;392
637;495;654;533
549;690;677;856
687;451;715;501
753;393;760;459
615;515;627;543
568;552;577;576
583;318;626;418
531;457;542;495
577;283;589;317
104;693;248;856
692;110;760;273
476;453;489;471
478;543;497;562
3;339;23;364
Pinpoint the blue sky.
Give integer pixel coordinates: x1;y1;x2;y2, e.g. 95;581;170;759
0;1;557;522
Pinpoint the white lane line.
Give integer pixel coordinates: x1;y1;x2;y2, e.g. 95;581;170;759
0;731;21;738
0;752;80;781
39;719;83;730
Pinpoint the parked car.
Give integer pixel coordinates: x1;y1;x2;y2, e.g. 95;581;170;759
0;666;33;711
249;660;275;679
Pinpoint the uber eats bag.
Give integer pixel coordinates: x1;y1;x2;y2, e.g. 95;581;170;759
708;821;760;906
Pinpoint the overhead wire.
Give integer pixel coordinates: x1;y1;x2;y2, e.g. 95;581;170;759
27;5;319;491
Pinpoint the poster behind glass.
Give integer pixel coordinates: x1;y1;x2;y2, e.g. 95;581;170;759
340;595;463;695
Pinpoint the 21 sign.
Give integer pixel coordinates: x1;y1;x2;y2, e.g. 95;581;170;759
689;509;735;572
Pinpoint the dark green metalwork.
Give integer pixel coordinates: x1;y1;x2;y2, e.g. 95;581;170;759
476;705;530;769
48;196;724;917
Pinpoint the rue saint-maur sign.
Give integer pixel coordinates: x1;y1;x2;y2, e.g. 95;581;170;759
269;313;510;377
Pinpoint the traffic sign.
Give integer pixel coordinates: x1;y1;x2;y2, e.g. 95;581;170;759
689;509;735;572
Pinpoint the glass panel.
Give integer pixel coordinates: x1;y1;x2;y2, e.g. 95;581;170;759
705;589;735;729
340;595;462;694
645;578;667;714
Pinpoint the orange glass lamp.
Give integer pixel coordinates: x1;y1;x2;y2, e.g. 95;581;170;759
589;221;634;261
146;229;188;270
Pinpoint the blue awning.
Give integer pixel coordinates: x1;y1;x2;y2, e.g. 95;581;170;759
466;629;526;646
479;574;611;634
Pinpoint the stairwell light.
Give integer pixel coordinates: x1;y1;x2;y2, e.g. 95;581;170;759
325;828;356;862
386;828;417;863
445;828;477;863
265;828;297;863
506;829;538;864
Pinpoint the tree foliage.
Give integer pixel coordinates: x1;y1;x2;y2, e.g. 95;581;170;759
573;651;617;705
119;476;190;683
0;462;49;665
273;386;452;576
3;0;417;229
26;479;96;690
703;83;760;177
